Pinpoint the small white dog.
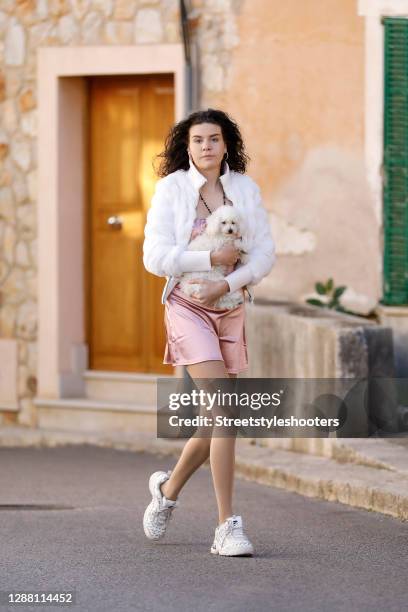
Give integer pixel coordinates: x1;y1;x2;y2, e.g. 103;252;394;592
179;205;249;309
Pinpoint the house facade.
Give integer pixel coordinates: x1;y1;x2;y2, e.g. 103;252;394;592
0;0;407;428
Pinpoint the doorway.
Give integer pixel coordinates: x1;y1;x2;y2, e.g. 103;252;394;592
87;74;174;373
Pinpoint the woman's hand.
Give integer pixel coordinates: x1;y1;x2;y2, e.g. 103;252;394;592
211;244;241;267
187;279;229;307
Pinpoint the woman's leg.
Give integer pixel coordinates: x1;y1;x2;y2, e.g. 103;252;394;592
160;436;211;501
161;360;237;525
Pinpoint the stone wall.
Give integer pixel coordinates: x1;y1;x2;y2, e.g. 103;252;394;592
0;0;244;423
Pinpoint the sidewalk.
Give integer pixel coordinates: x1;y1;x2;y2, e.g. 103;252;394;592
0;426;407;522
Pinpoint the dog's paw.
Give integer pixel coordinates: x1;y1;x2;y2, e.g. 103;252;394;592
215;293;243;310
179;281;200;297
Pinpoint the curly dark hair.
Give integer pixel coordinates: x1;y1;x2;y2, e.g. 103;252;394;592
154;108;250;177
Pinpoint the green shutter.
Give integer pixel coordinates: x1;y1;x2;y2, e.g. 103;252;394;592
383;17;408;305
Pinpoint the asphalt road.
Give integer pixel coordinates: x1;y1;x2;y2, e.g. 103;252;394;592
0;445;407;612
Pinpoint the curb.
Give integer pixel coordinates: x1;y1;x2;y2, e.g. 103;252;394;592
234;444;408;523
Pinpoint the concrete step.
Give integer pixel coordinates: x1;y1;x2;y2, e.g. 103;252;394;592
329;438;408;475
33;397;158;434
83;370;158;405
0;426;407;522
261;437;408;476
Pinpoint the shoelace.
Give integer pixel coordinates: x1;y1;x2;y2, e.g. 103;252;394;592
227;523;245;539
153;500;177;528
218;518;248;545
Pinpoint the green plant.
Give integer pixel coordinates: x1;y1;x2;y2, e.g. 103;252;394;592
306;278;379;321
306;278;348;311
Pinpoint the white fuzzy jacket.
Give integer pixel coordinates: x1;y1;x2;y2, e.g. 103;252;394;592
143;159;276;305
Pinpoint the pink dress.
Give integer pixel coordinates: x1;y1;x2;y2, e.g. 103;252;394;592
163;217;248;374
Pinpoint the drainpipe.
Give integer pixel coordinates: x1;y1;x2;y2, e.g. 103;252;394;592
179;0;200;113
178;1;200;386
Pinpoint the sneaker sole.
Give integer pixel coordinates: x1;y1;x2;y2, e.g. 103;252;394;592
143;471;170;540
210;546;254;557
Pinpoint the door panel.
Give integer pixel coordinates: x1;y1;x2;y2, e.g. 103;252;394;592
88;74;174;373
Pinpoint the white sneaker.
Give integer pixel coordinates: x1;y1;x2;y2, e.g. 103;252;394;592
210;515;254;556
143;470;179;540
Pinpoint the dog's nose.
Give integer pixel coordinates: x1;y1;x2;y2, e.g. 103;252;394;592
228;229;233;234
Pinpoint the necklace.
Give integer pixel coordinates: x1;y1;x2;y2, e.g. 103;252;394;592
199;184;226;215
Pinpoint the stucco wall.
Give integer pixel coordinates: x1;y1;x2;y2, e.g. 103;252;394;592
197;0;379;309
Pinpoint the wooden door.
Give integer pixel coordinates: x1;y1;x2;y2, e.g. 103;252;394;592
87;74;174;373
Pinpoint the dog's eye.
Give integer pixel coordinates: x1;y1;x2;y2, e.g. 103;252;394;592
221;221;226;224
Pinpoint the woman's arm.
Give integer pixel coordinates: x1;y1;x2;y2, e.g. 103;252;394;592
223;182;276;294
143;179;213;277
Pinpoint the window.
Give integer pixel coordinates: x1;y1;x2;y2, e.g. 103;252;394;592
383;17;408;304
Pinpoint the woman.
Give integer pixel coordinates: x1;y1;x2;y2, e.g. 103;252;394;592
142;108;276;556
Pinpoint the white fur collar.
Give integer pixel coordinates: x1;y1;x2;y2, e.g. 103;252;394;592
186;157;231;193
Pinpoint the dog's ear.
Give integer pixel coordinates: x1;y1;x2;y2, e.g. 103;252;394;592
232;213;244;234
205;212;220;236
236;211;244;224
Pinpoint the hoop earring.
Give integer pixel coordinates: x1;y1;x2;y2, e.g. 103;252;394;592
224;151;229;161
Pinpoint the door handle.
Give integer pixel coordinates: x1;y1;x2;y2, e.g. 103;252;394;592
107;215;123;230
